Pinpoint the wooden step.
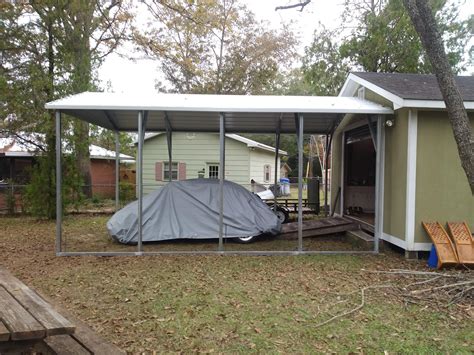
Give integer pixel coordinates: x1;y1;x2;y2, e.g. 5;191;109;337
346;229;374;243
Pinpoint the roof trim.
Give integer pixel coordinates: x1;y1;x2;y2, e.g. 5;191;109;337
339;73;474;110
339;73;405;109
141;132;288;156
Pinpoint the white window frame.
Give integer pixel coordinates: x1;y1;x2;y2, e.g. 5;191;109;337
264;164;271;182
163;161;179;181
207;163;219;179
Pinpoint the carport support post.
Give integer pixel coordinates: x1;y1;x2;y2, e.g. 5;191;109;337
55;111;62;254
274;117;281;211
115;131;120;211
374;115;385;253
137;111;147;254
219;113;225;252
297;113;304;252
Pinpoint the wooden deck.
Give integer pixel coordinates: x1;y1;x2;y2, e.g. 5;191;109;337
279;216;358;240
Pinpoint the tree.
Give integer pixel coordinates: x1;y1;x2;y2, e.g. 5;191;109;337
339;0;472;74
402;0;473;193
0;1;130;217
302;26;350;96
134;0;296;94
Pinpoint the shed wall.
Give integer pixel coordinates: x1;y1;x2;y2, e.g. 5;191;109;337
382;109;408;242
414;111;474;243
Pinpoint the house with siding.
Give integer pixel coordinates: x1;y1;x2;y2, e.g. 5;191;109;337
141;132;287;194
0;135;134;211
332;72;473;256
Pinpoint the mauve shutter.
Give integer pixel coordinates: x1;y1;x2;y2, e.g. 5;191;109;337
155;162;163;181
178;162;186;180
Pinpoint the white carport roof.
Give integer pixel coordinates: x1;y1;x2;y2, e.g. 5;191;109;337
45;92;393;134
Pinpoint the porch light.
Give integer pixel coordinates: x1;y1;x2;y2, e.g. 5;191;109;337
385;119;394;127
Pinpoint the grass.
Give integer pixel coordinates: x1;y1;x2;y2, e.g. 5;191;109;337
0;215;472;353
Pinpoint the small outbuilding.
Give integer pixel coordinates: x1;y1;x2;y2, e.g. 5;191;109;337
332;72;474;256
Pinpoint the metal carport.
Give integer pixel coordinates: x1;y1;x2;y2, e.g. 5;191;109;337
45;92;393;256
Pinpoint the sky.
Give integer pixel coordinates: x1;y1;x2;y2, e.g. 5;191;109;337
98;0;472;94
98;0;345;94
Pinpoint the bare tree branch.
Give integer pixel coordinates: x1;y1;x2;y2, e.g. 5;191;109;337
275;0;311;12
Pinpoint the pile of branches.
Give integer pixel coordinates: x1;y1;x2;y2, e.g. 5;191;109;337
315;268;473;328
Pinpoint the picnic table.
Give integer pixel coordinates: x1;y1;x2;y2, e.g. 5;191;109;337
0;267;125;354
0;267;74;352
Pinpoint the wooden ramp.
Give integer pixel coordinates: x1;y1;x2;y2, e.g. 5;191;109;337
447;222;474;267
422;222;458;268
279;216;358;240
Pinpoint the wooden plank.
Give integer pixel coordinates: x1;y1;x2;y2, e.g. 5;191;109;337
279;224;358;240
422;222;458;268
71;324;125;355
30;291;126;355
0;320;10;342
0;268;75;336
43;335;90;355
0;287;45;341
281;218;353;234
447;222;474;266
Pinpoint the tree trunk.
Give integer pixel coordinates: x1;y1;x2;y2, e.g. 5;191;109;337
403;0;474;194
68;4;94;198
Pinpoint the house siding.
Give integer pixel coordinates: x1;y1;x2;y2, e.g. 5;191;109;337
141;132;251;194
249;149;280;186
414;111;474;243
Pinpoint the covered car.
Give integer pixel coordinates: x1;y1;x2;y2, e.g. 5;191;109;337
107;179;282;244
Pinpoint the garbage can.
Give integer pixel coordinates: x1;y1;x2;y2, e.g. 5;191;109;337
279;178;290;196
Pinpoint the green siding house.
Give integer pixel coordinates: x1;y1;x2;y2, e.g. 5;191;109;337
141;132;286;194
332;72;473;255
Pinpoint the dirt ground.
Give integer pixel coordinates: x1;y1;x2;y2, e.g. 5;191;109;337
0;215;472;353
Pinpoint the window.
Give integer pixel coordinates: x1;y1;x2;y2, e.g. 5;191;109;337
208;164;219;179
163;162;178;181
264;164;271;182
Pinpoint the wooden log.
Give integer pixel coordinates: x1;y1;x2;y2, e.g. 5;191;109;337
0;287;45;341
0;268;75;336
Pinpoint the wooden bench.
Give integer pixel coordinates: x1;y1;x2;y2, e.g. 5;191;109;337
0;267;125;354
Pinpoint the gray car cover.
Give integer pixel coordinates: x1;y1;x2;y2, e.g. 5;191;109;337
107;179;281;244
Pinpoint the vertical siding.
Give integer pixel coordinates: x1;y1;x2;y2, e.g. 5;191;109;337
141;133;251;194
249;149;281;186
414;112;474;243
383;109;408;241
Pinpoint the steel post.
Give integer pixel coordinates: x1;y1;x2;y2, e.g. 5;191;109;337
297;113;304;252
115;131;120;211
55;111;62;255
219;113;225;252
137;111;144;253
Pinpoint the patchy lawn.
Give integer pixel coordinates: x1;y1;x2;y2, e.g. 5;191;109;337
0;216;472;353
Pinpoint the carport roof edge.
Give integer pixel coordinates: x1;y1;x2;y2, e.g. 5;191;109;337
45;91;393;133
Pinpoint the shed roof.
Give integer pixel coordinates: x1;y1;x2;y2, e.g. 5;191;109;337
352;72;474;101
45;92;393;134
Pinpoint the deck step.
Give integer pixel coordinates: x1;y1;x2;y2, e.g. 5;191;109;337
346;229;374;243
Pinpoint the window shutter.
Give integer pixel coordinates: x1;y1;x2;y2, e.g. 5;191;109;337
178;162;186;180
155;162;163;181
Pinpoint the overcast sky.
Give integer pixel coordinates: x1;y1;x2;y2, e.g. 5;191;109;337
98;0;472;94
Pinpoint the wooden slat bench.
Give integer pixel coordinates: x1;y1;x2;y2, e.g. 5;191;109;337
0;267;125;354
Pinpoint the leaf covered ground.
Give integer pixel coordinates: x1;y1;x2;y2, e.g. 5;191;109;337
0;216;472;353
